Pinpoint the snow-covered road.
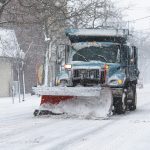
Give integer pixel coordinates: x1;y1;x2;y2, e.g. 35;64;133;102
0;85;150;150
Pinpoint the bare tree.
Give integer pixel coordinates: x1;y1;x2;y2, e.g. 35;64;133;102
0;0;126;90
68;0;123;29
0;0;12;19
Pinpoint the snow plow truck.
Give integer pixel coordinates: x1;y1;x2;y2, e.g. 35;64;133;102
33;28;139;118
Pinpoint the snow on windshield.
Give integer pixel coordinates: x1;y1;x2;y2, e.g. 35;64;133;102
71;43;120;63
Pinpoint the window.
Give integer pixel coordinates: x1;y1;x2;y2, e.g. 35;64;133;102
72;45;120;63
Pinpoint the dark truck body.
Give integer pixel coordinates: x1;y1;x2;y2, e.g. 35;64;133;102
56;28;139;114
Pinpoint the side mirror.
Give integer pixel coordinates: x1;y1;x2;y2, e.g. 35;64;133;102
56;44;71;65
56;44;65;64
130;46;138;65
65;45;70;64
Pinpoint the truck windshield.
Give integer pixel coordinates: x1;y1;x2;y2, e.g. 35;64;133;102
72;45;120;63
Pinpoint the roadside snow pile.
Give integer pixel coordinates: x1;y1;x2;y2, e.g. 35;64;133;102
0;95;40;120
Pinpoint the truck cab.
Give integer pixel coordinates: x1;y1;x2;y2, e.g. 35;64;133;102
57;29;139;114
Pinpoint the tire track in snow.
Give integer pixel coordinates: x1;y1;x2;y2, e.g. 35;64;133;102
0;88;149;150
41;101;150;150
30;117;125;150
0;116;69;142
0;116;114;150
59;89;150;150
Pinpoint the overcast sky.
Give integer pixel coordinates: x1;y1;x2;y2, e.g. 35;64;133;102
115;0;150;31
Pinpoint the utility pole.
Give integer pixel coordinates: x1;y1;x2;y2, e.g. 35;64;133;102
22;61;25;101
17;59;21;103
128;21;130;31
20;50;25;101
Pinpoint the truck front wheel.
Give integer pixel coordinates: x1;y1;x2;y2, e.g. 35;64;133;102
127;90;137;111
126;84;137;111
113;94;126;114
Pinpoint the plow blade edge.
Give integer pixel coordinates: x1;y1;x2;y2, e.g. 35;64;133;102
33;87;113;118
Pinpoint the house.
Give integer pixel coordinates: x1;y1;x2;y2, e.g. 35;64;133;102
0;28;20;97
0;57;13;97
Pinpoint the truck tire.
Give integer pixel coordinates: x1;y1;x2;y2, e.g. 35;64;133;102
113;94;126;114
128;89;137;111
126;84;137;111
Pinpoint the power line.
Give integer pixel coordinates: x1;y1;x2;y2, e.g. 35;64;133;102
139;28;150;31
106;15;150;25
128;15;150;23
133;28;150;33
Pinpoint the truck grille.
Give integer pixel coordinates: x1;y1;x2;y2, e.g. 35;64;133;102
73;69;105;84
73;69;99;79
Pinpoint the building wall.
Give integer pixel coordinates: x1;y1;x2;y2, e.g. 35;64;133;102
0;59;12;97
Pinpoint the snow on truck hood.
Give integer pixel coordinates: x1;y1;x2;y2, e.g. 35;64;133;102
71;61;120;70
71;61;104;69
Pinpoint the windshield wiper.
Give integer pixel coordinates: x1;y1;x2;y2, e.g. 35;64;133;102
97;55;108;62
72;47;89;62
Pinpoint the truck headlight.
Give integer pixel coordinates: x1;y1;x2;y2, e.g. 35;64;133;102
109;79;123;86
64;64;72;69
118;79;123;84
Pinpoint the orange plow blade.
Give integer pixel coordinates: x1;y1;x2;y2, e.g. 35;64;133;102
33;87;113;119
40;95;75;105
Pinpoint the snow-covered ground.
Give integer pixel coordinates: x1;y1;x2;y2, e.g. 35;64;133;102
0;85;150;150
